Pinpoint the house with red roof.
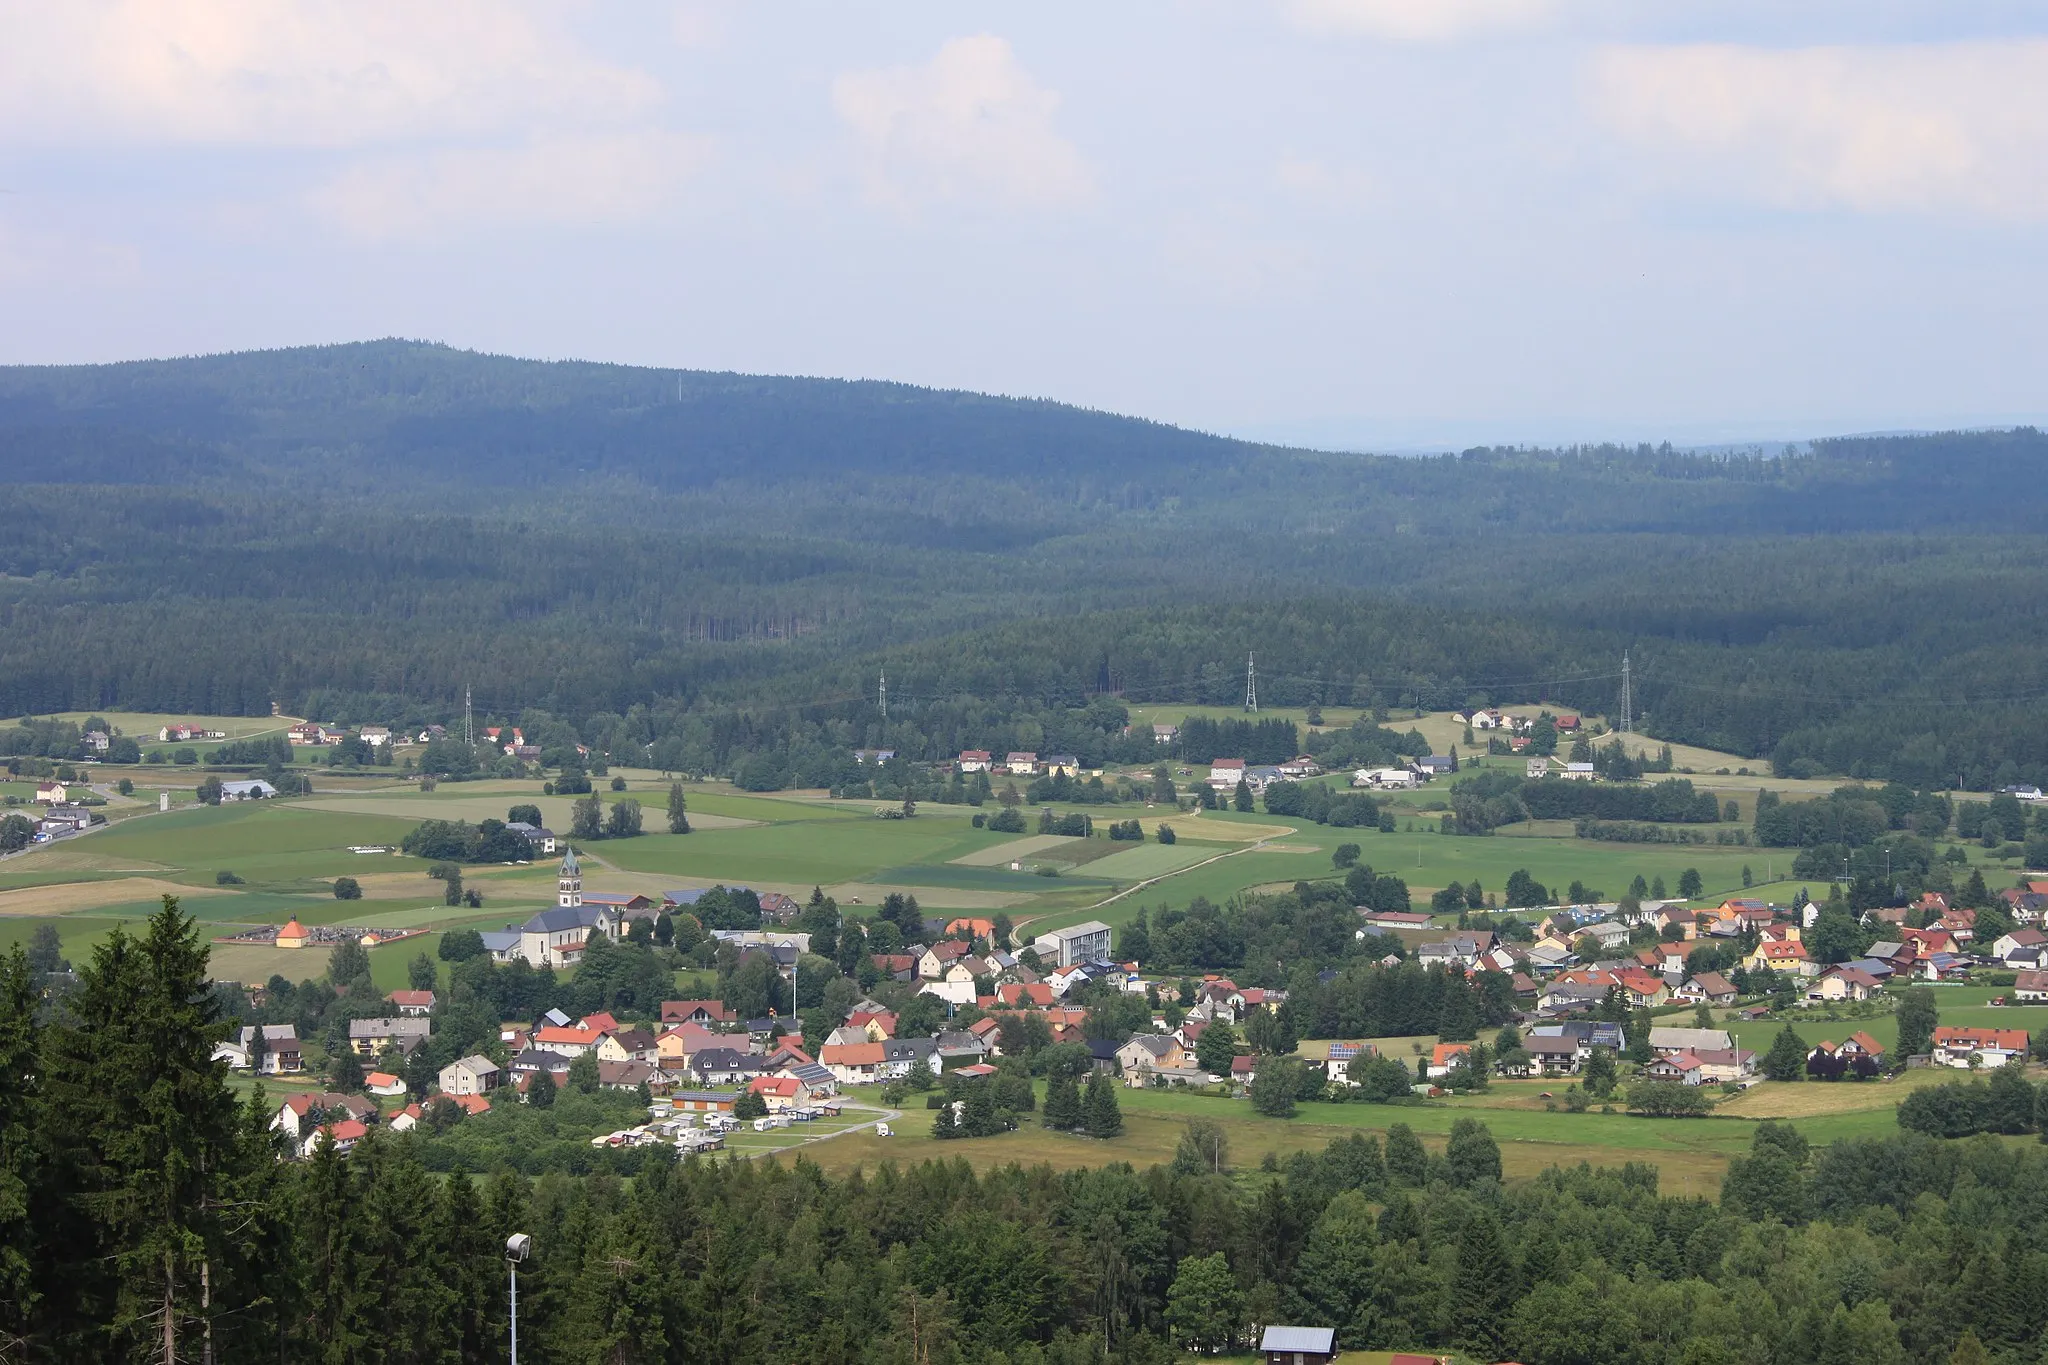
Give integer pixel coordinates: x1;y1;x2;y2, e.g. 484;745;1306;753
1808;965;1882;1003
661;999;733;1026
748;1075;804;1111
1745;940;1815;978
1934;1025;2030;1068
1426;1042;1473;1078
870;953;917;982
386;989;436;1016
1644;1052;1706;1085
301;1119;369;1158
996;981;1054;1009
848;1009;899;1039
820;1041;887;1085
533;1024;609;1057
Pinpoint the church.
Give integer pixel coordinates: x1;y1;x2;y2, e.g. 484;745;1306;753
509;846;629;969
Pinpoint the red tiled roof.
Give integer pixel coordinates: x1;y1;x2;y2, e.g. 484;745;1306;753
535;1025;602;1046
661;999;733;1023
1935;1026;2028;1051
821;1042;886;1066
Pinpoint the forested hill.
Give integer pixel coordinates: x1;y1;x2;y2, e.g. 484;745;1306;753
4;340;2048;787
0;339;1259;495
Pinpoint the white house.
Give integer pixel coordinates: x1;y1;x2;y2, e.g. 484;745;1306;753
1207;759;1247;792
438;1055;502;1095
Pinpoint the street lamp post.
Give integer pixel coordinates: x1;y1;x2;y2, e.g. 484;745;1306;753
506;1233;532;1364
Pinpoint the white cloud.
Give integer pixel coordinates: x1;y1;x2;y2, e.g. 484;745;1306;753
1281;0;1555;43
305;131;713;241
1591;40;2048;219
0;0;660;147
832;35;1092;211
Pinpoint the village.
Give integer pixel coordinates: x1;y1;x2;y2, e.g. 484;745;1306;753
209;836;2043;1173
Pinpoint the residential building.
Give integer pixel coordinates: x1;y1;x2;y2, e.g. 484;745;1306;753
919;939;975;979
1005;752;1039;775
505;821;558;855
2015;970;2048;1003
956;750;992;773
1648;1026;1733;1057
880;1038;938;1080
1044;754;1081;777
438;1055;502;1095
348;1017;432;1057
1426;1042;1472;1078
386;989;435;1017
660;999;734;1026
1031;920;1113;967
1259;1325;1337;1364
213;1023;302;1073
1523;1035;1583;1073
1679;972;1739;1005
1934;1026;2030;1068
689;1048;763;1087
1807;966;1882;1003
820;1041;886;1085
1207;758;1247;792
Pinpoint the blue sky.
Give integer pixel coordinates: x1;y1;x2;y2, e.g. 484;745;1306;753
3;1;2046;448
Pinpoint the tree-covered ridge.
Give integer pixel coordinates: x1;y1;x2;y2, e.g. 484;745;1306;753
5;344;2048;787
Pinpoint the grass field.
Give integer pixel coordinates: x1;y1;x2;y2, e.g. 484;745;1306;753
798;1073;1922;1199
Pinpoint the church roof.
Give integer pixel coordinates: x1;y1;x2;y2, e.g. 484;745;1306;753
560;846;579;876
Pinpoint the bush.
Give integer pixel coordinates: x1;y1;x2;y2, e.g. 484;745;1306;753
734;1090;768;1120
1625;1081;1712;1117
332;876;362;900
215;870;243;885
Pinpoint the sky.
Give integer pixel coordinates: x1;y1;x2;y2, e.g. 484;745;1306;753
3;1;2047;449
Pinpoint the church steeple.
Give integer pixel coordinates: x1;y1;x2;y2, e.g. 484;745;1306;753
558;846;582;909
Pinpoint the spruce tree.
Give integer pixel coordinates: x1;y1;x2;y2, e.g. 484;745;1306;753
438;1165;506;1361
298;1130;375;1359
1451;1212;1516;1356
1763;1024;1809;1082
36;896;251;1359
1043;1071;1082;1130
1083;1072;1124;1137
0;946;40;1351
1384;1122;1427;1185
930;1098;960;1139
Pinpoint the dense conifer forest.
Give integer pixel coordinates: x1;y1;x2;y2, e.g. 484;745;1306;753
5;341;2048;785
